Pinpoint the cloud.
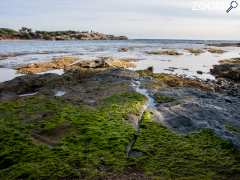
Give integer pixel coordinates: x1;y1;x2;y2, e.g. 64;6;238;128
0;0;239;40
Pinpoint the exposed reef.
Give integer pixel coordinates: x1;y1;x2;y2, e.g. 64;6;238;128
16;56;136;74
211;58;240;82
0;63;240;179
146;50;183;56
207;47;226;54
184;48;204;55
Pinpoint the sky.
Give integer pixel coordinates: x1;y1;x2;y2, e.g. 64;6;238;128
1;0;240;40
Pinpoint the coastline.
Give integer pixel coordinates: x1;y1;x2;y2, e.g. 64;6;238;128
0;39;240;179
0;27;128;41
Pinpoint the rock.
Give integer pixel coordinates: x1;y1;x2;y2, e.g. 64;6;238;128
210;58;240;82
16;56;78;74
197;71;203;75
146;66;154;73
66;57;136;71
207;48;225;54
118;47;128;52
0;73;60;99
104;57;136;68
151;87;240;147
138;70;213;92
0;67;139;106
185;48;204;55
146;50;183;56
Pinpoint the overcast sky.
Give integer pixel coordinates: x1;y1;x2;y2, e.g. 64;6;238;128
1;0;240;40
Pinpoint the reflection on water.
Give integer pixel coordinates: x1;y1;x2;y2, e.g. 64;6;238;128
55;91;66;97
38;69;64;75
0;40;239;83
0;68;23;83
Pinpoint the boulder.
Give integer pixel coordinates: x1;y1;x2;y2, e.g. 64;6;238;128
0;73;60;99
211;58;240;82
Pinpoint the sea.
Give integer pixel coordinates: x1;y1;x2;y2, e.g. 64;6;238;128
0;39;239;83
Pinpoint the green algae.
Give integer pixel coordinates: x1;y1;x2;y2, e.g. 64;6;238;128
154;94;176;104
0;93;146;179
130;112;240;179
0;94;240;179
225;124;240;134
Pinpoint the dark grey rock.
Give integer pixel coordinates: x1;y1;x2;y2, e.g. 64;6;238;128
151;87;240;147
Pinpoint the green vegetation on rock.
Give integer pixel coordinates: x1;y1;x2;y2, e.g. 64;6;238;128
129;112;240;179
0;93;146;179
0;93;240;179
154;94;176;104
225;124;240;134
0;27;128;40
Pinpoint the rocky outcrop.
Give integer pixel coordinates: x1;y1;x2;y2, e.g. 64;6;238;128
207;47;225;54
16;56;78;74
0;68;139;105
1;65;240;178
0;73;60;100
137;70;240;148
146;50;183;56
153;87;240;147
0;27;128;40
16;56;136;74
211;58;240;82
185;48;204;55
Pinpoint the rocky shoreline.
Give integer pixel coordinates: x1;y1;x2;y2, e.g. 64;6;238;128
0;55;240;179
0;27;128;40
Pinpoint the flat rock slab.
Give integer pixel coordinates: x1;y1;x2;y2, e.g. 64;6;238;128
153;87;240;147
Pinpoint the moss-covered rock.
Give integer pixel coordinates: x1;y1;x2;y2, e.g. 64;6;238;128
153;94;176;104
130;112;240;179
0;93;146;179
137;70;212;91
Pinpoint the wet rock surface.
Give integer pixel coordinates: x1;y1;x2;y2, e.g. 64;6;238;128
184;48;204;55
1;66;240;179
210;58;240;97
16;56;78;74
211;58;240;82
146;50;183;56
136;70;240;148
16;56;136;74
0;73;60;100
207;47;226;54
0;68;139;105
151;87;240;147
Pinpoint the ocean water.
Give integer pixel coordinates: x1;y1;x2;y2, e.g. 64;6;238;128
0;39;239;82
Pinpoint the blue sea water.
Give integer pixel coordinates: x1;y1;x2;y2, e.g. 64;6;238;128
0;39;239;82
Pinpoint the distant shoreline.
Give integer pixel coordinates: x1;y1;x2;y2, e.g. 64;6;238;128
0;27;128;41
